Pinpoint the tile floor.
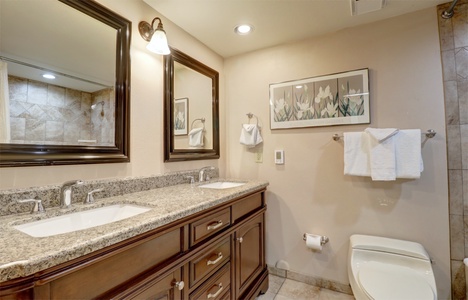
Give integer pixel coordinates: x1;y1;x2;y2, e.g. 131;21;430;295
257;275;356;300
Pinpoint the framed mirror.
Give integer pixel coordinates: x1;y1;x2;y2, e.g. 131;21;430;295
0;0;130;167
164;48;220;162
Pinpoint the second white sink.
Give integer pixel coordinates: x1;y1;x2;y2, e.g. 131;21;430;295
14;204;151;238
199;181;245;189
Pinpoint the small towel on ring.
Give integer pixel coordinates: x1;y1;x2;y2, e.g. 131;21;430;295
240;124;263;148
189;127;204;148
365;128;399;181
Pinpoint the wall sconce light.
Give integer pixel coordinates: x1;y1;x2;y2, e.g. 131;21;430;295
139;17;170;55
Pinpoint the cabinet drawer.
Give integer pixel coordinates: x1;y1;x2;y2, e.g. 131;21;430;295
232;193;262;223
126;269;183;300
48;228;181;299
190;237;231;287
190;263;230;300
190;208;230;246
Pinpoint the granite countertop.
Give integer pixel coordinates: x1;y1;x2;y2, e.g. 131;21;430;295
0;179;268;283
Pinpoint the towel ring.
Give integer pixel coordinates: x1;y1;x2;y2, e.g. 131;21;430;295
246;113;258;126
191;118;205;130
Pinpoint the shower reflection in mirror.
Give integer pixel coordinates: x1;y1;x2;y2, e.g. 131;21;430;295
0;58;115;146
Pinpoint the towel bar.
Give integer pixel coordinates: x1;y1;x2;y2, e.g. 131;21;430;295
332;129;436;141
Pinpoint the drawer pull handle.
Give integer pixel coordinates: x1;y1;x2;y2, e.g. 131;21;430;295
207;283;223;298
173;280;185;291
207;220;223;230
237;237;243;243
207;252;223;265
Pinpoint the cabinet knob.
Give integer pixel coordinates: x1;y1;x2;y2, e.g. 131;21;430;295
237;237;243;243
173;280;185;291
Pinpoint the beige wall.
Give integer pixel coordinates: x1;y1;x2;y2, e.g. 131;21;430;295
0;1;452;298
225;8;450;298
0;0;226;189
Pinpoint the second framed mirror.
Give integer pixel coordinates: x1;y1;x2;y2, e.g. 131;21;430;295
164;48;219;162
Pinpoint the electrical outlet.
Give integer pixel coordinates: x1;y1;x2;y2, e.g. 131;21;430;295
255;152;263;163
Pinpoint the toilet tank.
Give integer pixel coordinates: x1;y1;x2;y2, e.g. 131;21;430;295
350;234;430;261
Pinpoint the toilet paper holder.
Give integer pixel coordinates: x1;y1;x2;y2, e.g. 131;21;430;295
303;234;329;246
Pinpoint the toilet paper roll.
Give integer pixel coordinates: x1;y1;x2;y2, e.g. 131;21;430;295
305;233;322;251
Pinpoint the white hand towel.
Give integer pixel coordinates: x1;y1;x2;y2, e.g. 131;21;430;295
240;124;263;148
189;127;204;148
365;128;399;181
344;132;371;177
395;129;423;178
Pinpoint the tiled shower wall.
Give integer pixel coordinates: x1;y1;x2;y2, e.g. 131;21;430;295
438;0;468;298
8;75;115;146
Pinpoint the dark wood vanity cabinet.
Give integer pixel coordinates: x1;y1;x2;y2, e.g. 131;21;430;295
0;189;268;300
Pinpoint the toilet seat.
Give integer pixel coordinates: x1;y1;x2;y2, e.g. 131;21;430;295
357;262;435;300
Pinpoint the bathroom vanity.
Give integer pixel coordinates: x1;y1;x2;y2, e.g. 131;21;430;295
0;180;268;299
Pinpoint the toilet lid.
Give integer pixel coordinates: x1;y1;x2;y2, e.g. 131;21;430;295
357;262;435;300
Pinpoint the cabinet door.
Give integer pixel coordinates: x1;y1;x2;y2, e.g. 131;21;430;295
234;213;265;298
128;269;184;300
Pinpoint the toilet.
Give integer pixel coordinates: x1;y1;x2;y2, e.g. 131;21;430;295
348;234;437;300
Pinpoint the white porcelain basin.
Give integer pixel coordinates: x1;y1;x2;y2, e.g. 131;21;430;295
14;204;151;238
199;181;245;189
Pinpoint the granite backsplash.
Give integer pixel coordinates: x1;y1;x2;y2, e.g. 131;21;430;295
0;168;218;216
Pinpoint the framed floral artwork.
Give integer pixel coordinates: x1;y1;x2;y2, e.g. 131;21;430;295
174;98;188;135
269;68;369;129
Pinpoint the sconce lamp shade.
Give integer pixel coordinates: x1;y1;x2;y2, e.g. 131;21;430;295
139;17;171;55
147;29;170;54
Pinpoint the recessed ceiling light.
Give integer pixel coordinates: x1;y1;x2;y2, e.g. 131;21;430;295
234;24;253;35
42;74;56;79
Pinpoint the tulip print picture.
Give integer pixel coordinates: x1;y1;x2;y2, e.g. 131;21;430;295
270;68;369;129
174;98;188;135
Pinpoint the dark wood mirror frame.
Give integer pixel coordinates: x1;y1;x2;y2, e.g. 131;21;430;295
0;0;131;167
164;48;220;162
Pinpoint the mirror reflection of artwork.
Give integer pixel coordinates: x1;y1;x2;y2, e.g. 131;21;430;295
174;98;188;135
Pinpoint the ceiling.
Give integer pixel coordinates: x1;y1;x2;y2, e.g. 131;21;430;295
144;0;450;58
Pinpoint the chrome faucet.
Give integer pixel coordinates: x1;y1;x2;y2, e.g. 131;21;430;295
198;166;215;182
60;180;84;209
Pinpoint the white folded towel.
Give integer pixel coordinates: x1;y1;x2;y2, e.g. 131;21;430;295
395;129;423;178
344;129;423;181
189;127;204;148
240;124;263;148
344;132;371;177
365;128;399;181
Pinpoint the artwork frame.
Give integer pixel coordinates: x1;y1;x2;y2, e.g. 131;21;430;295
174;98;189;136
270;68;370;129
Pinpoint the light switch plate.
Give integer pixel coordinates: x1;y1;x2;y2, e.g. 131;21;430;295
255;152;263;163
275;150;284;164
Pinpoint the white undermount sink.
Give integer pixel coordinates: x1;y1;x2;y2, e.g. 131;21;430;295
13;204;151;238
199;181;246;189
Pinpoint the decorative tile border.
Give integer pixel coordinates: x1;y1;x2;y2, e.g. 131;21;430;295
0;168;218;217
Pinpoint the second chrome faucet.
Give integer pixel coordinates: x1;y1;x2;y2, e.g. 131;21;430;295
198;166;215;182
60;180;84;209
